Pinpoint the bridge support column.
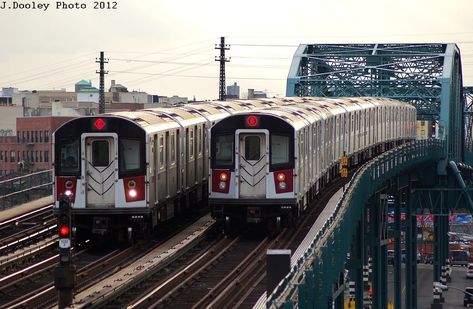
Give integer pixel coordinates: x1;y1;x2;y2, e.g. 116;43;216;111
393;188;403;309
350;210;365;309
433;188;448;283
405;181;417;309
369;194;388;309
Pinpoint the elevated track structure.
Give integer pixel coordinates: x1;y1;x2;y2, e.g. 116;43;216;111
266;43;473;309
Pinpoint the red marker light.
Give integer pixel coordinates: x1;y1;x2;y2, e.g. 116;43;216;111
93;118;106;130
59;225;70;237
246;115;259;127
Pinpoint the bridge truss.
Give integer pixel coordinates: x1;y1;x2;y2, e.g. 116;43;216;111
286;44;465;161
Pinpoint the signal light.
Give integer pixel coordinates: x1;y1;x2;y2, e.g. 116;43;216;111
93;118;106;130
246;115;259;127
59;225;70;237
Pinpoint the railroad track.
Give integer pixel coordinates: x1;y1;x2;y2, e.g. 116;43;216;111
0;205;53;241
0;246;123;308
77;174;353;309
2;213;216;308
0;235;57;275
0;205;55;257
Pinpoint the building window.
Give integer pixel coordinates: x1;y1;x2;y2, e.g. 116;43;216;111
4;151;8;162
40;151;43;162
22;151;25;160
0;151;3;162
31;151;34;162
40;131;43;143
44;131;49;143
27;131;30;143
44;151;49;162
22;131;25;143
17;151;20;161
10;151;15;162
35;151;38;163
35;131;38;143
17;132;20;143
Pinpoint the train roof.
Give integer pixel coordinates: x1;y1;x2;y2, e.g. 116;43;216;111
101;97;413;134
210;97;414;131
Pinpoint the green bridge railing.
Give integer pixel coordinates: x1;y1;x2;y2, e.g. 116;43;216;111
0;169;53;210
266;139;445;308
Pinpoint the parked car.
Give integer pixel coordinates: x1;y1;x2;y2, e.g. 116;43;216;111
466;264;473;279
464;287;473;307
451;250;469;267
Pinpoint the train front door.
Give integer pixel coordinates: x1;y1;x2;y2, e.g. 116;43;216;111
82;134;118;207
238;132;267;198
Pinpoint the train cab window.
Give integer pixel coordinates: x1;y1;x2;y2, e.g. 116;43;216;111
215;135;233;166
245;136;260;161
271;135;289;165
92;141;109;166
120;138;141;172
60;139;80;173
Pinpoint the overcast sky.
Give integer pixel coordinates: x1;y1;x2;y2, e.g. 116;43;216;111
1;0;472;100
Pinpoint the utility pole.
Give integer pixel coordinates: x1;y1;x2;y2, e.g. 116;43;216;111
96;51;108;113
215;37;230;101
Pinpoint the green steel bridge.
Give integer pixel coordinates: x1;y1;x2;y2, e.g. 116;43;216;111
265;44;473;309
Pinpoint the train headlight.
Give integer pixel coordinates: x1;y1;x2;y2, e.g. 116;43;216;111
277;173;286;182
218;181;226;190
219;172;228;181
65;190;73;197
128;189;137;198
278;182;286;190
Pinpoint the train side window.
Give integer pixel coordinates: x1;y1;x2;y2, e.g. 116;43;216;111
190;129;194;158
215;134;233;166
159;135;164;168
171;133;176;163
271;134;289;165
245;136;260;160
92;140;109;166
120;138;141;171
60;139;80;173
198;127;202;154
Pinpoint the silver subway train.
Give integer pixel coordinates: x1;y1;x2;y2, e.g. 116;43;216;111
208;97;416;234
52;100;274;242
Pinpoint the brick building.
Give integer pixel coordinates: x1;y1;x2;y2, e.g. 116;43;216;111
0;116;75;177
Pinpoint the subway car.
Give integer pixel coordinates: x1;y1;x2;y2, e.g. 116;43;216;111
208;97;416;234
52;100;273;242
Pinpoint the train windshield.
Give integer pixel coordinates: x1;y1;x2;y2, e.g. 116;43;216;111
59;139;80;173
215;134;234;166
120;138;141;172
271;134;289;165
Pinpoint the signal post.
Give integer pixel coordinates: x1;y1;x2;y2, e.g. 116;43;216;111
55;196;76;309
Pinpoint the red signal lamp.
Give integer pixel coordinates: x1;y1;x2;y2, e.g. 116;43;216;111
93;118;106;130
246;115;259;127
59;225;70;237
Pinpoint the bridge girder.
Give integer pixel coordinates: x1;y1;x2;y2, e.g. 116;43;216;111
286;43;464;161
